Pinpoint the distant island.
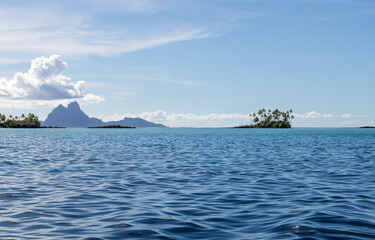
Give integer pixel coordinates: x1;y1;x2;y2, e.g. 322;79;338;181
0;113;41;128
42;101;167;128
88;125;135;128
1;101;168;129
235;109;294;128
360;126;375;128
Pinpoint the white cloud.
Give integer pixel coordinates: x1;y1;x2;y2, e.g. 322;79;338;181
91;110;370;127
80;94;105;105
93;110;250;127
0;28;211;59
293;111;333;119
118;29;213;54
1;55;81;99
0;55;104;107
338;113;362;118
128;111;249;122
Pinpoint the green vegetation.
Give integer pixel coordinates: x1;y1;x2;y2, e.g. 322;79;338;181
0;113;41;128
360;126;375;128
88;125;135;128
235;108;294;128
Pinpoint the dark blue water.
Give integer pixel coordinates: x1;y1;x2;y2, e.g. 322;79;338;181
0;128;374;239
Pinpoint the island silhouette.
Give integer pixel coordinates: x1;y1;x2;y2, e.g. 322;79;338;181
42;101;167;128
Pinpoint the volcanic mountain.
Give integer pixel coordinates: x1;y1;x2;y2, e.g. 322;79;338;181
42;101;167;128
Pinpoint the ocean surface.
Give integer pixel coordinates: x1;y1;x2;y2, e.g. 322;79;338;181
0;128;374;239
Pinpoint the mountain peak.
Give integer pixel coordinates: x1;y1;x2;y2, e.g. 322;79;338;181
43;101;103;127
56;104;66;109
42;101;167;128
67;101;80;110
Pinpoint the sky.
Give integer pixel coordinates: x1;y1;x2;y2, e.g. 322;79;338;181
0;0;374;127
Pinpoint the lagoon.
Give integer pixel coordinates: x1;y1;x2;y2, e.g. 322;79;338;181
0;128;374;239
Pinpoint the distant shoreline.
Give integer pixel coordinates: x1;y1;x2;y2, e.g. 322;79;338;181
88;125;135;129
1;126;374;129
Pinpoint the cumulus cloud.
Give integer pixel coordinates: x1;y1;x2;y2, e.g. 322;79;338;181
0;55;103;107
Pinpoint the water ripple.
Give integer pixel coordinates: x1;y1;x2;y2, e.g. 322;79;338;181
0;128;374;239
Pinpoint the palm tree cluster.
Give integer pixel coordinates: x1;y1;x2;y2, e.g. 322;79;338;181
235;108;294;128
0;113;41;128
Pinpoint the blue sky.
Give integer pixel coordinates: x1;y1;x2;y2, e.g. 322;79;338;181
0;0;374;127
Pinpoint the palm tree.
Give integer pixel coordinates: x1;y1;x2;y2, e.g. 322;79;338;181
253;116;259;123
247;108;294;128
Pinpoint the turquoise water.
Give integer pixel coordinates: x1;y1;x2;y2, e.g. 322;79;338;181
0;128;374;239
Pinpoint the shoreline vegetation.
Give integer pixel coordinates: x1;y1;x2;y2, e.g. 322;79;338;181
0;111;372;129
88;125;136;129
0;113;41;128
234;109;294;128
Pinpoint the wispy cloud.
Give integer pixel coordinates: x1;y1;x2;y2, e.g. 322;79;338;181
0;95;103;110
0;58;26;65
84;82;137;97
338;113;365;118
216;9;268;21
89;0;161;13
294;111;333;119
117;29;214;55
340;113;352;118
132;74;208;86
0;26;213;59
0;3;215;63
